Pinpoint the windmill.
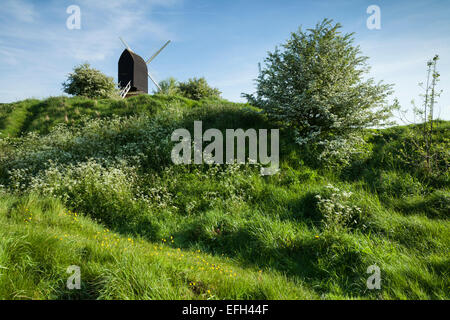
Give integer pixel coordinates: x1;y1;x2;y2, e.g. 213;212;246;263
118;37;171;98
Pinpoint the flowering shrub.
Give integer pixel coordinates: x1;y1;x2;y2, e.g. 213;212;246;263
0;113;177;188
244;19;398;164
315;184;362;231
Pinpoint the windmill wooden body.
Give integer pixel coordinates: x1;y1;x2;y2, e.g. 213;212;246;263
118;49;148;94
118;37;170;98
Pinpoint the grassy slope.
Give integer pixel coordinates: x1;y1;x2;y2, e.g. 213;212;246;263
0;95;199;137
0;95;448;300
0;193;314;300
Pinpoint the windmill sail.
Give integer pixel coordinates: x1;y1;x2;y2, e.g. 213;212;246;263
146;40;171;64
119;37;132;52
148;72;162;91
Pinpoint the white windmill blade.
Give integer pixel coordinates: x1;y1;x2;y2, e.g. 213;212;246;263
145;40;171;64
148;72;162;91
119;36;133;52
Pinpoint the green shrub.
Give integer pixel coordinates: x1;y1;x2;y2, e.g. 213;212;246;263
62;63;119;99
158;77;181;95
177;77;221;101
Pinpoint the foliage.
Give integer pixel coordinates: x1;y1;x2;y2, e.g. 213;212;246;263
315;184;361;231
364;122;449;187
177;77;221;100
158;77;221;100
243;19;398;163
401;55;444;176
158;77;181;95
62;63;119;99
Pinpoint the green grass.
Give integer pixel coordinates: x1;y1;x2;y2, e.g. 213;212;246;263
0;95;448;300
0;95;226;137
0;99;40;137
0;193;315;299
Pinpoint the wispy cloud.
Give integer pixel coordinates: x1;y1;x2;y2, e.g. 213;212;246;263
3;0;37;23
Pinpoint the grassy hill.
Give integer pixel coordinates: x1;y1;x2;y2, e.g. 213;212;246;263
0;95;448;299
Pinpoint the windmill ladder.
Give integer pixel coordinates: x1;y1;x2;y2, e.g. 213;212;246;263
119;81;131;99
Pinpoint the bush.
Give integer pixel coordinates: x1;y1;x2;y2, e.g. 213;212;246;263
243;19;398;162
157;77;221;101
28;159;150;229
158;77;180;95
62;63;119;99
177;77;221;100
315;184;361;231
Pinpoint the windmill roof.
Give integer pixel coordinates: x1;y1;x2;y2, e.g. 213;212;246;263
122;49;147;65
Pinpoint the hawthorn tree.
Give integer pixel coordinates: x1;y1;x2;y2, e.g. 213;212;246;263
244;19;398;164
62;63;118;99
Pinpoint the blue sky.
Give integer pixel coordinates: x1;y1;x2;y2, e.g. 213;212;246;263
1;0;449;121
